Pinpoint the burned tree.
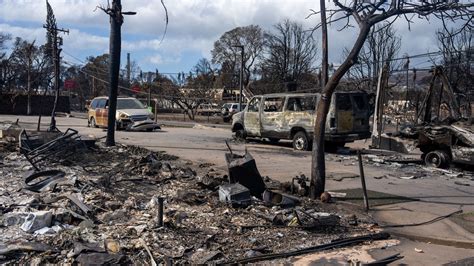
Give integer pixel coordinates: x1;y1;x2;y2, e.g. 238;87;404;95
162;59;217;120
436;27;473;94
261;19;319;92
344;23;401;91
8;39;47;115
0;33;11;92
309;0;474;198
97;0;136;146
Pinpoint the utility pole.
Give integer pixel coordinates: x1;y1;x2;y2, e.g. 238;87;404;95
44;0;69;131
310;0;329;199
147;72;152;107
232;45;244;111
126;52;131;85
404;55;410;112
320;0;329;90
99;0;136;146
92;76;96;96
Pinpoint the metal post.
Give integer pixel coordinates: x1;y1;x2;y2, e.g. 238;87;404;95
157;197;164;227
357;150;369;212
147;72;151;107
404;56;410;112
154;98;158;123
239;47;244;111
126;52;131;84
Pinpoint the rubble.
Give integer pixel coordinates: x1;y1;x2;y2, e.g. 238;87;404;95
0;120;22;141
20;211;53;233
19;128;88;170
218;183;251;206
0;136;381;264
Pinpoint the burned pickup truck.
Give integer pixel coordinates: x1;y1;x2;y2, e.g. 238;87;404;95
231;92;371;151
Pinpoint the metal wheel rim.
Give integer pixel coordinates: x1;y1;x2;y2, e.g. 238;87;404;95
426;152;442;167
295;137;305;150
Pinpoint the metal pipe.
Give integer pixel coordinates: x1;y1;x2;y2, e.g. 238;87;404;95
227;232;390;264
157;197;164;227
357;150;369;212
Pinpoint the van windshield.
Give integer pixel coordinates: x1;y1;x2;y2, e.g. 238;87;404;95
117;98;145;110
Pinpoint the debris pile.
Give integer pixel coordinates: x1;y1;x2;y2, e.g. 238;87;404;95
1;138;379;264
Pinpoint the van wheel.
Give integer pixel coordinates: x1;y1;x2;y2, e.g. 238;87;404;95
235;129;246;141
293;131;310;151
90;117;97;128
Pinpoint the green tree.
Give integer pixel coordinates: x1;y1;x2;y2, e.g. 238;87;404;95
211;25;264;88
344;22;401;91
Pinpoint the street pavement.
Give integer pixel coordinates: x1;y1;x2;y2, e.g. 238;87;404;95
2;114;473;264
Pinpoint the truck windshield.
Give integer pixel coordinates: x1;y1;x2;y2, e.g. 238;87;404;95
117;98;145;110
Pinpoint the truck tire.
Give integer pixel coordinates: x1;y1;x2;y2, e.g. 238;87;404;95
293;131;310;151
424;150;450;168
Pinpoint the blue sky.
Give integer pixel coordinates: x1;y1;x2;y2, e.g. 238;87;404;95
0;0;451;78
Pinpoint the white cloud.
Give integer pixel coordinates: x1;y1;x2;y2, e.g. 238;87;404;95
148;53;181;65
0;0;460;71
0;23;45;44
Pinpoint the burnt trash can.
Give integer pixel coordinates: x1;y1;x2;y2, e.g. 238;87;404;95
225;151;266;198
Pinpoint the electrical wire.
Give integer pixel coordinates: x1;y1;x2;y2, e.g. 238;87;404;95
379;209;462;228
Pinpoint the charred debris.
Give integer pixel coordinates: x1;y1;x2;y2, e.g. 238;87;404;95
0;128;388;264
371;66;473;169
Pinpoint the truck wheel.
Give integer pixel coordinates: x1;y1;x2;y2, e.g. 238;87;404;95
293;131;310;151
424;150;450;168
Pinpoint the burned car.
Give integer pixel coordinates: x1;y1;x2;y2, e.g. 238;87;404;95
231;92;371;151
222;103;246;122
418;124;474;168
87;96;157;130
